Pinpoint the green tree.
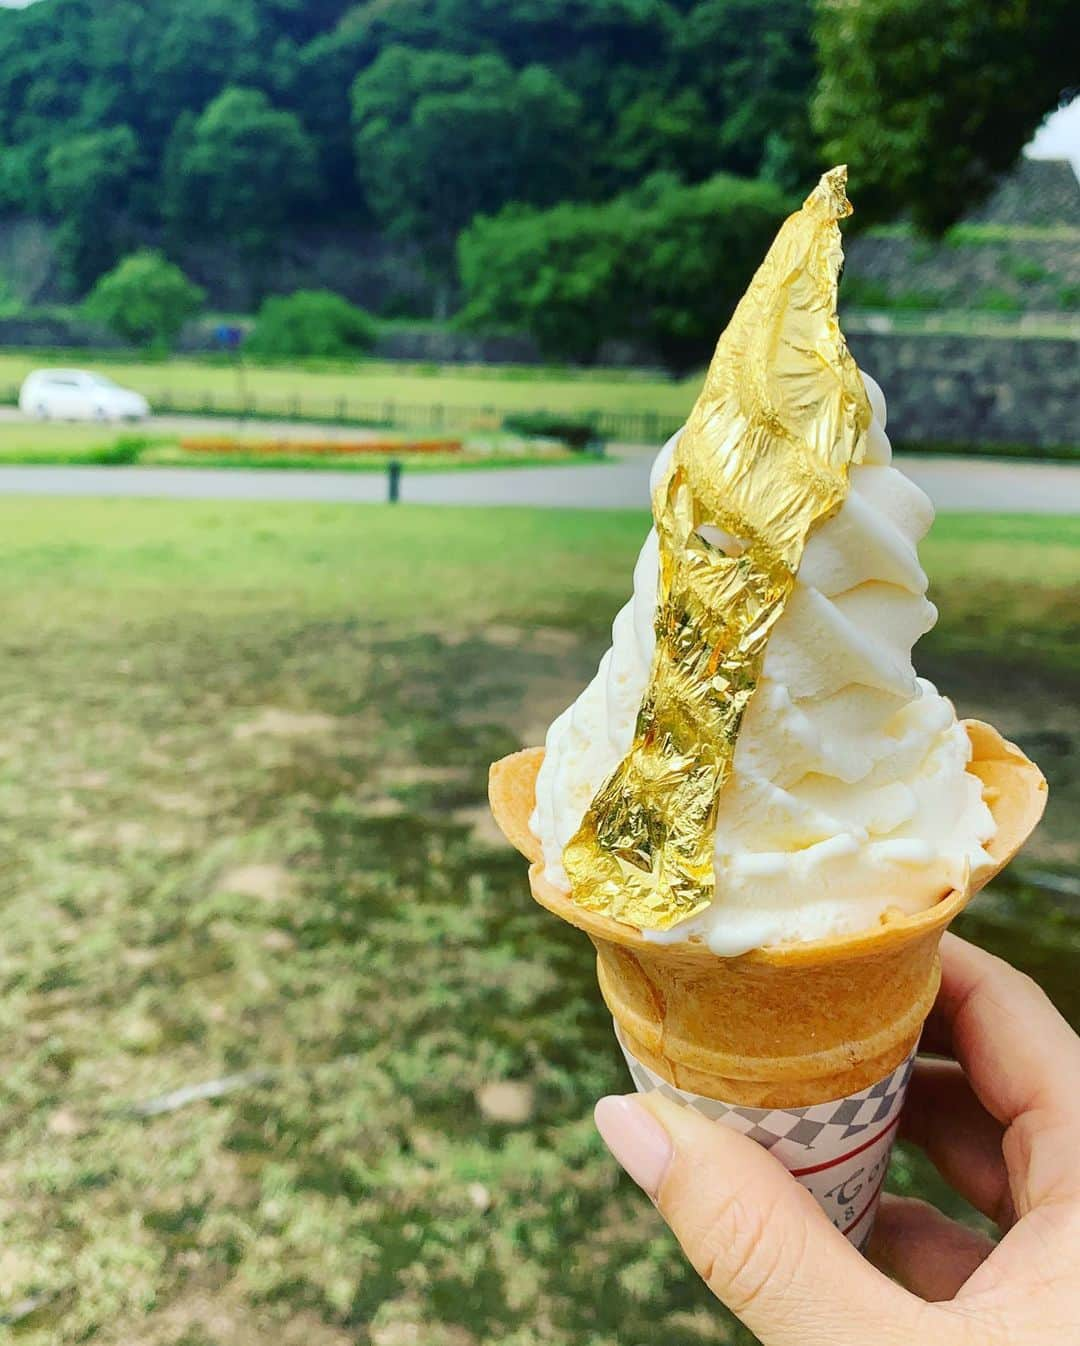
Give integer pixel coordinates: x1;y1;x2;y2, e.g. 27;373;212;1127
85;250;205;350
460;199;638;363
46;125;140;290
459;173;789;367
245;290;377;358
77;2;164;176
0;0;823;310
259;0;356;43
636;172;792;366
0;0;93;209
338;0;676;68
290;23;378;211
127;1;263;144
167;87;320;257
813;0;1079;232
352;47;584;279
606;87;717;185
343;0;687;197
678;0;816;183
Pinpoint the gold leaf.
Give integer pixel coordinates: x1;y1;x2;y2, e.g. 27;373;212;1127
564;167;872;930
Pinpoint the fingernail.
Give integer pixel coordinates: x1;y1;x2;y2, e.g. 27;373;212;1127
594;1095;673;1197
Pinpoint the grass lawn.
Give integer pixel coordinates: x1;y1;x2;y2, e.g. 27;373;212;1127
1;355;1076;459
0;351;697;426
0;420;138;460
0;420;589;473
0;501;1076;1344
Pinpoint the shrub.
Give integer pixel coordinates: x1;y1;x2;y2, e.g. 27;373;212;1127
973;287;1023;313
92;434;157;465
502;413;599;452
245;291;376;359
459;200;635;364
840;276;891;308
888;289;946;311
459;173;790;369
841;277;947;311
1006;256;1049;285
84;250;204;351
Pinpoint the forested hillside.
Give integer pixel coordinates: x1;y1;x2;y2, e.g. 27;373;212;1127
0;0;812;295
0;0;1073;359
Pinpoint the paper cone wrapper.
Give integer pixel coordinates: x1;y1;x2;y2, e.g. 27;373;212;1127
489;720;1046;1108
617;1020;911;1249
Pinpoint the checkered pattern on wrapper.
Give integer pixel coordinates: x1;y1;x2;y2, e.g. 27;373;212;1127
618;1030;914;1152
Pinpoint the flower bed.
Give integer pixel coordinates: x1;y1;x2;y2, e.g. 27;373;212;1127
179;435;463;456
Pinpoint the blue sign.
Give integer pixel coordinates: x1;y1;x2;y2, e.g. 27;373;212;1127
215;325;244;350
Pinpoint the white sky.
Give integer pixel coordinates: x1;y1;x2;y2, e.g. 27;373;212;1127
1027;96;1080;175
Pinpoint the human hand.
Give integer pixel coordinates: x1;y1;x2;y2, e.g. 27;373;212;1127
594;933;1080;1345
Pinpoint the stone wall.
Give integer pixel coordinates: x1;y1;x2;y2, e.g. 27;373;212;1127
970;157;1080;228
841;159;1080;314
846;329;1080;448
372;325;654;366
842;233;1080;312
373;325;540;364
0;313;121;350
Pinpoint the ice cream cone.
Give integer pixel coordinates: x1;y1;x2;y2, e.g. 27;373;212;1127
489;721;1046;1108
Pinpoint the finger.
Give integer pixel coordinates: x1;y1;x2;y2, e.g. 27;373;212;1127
901;1058;1013;1228
934;935;1080;1212
936;935;1080;1125
596;1093;924;1346
870;1195;994;1301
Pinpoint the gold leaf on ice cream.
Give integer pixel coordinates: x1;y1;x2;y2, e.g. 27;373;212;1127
563;166;872;930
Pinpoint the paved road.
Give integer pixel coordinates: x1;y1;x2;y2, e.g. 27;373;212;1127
0;454;1077;513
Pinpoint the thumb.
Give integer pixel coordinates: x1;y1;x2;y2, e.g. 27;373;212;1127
596;1092;924;1346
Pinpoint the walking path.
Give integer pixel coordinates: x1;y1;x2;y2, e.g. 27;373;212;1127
0;454;1077;514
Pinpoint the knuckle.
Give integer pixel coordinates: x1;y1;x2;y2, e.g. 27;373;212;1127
690;1185;800;1319
1001;1117;1033;1178
1002;1111;1080;1212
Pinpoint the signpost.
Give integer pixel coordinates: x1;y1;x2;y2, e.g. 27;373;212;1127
215;324;247;420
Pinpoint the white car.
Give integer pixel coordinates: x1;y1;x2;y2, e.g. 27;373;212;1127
19;369;150;422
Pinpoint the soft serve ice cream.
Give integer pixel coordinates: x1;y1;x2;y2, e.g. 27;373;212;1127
489;167;1044;1139
531;371;995;954
529;168;996;956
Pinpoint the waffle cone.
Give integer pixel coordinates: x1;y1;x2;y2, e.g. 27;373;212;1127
489;721;1046;1107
